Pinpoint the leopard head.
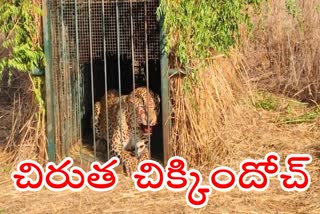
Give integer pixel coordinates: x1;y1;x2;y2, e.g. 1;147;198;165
128;87;160;135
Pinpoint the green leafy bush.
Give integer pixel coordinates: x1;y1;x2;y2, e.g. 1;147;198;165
0;0;44;78
158;0;264;66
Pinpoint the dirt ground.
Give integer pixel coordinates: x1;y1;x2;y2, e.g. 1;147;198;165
1;101;320;214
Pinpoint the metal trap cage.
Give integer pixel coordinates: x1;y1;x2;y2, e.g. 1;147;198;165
42;0;170;165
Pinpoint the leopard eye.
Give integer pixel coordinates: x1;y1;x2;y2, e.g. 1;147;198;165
137;106;146;114
139;145;144;149
137;105;145;110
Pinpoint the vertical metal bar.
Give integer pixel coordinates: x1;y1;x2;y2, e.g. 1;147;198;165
60;0;73;158
60;0;71;157
59;0;67;158
74;0;83;164
160;13;170;165
102;0;110;160
130;0;138;158
88;0;97;160
65;51;71;157
42;0;56;162
116;0;123;149
144;0;151;159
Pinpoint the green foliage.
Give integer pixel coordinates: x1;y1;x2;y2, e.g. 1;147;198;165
1;164;10;173
285;0;301;17
0;0;44;79
157;0;264;66
252;91;320;124
316;4;320;13
279;107;320;124
31;76;46;112
277;101;320;124
0;1;45;116
253;91;279;111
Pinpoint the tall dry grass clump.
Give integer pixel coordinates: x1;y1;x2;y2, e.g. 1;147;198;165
243;0;320;103
0;72;47;167
169;53;251;167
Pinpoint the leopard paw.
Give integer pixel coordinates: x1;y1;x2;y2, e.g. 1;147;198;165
122;151;139;177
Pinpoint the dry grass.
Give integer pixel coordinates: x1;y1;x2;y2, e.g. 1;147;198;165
169;53;251;167
0;72;47;168
0;101;319;213
0;0;319;212
242;0;320;103
2;64;318;213
31;0;43;47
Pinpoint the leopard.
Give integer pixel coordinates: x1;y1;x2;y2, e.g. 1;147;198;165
92;87;160;176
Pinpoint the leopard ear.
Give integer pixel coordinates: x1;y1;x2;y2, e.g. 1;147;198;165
156;94;160;104
151;91;160;105
127;93;134;103
128;94;137;105
155;94;161;115
128;91;144;105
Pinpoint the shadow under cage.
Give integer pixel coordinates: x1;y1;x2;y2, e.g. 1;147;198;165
43;0;170;165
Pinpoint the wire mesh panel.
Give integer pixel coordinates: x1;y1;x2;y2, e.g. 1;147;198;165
47;0;164;164
56;0;160;65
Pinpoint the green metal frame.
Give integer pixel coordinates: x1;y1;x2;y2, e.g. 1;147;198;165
42;0;56;162
160;14;170;165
